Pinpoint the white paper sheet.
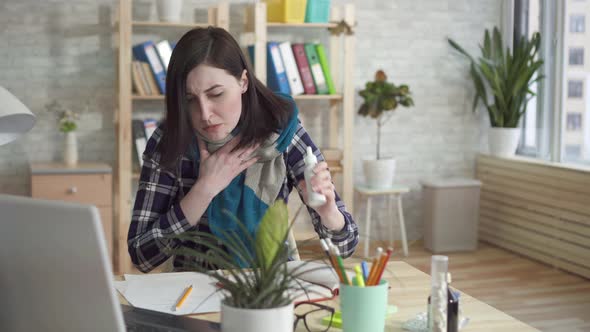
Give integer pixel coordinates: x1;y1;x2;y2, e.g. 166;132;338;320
114;263;349;315
114;272;222;316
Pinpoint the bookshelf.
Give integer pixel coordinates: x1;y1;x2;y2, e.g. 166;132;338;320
244;3;356;212
115;0;229;274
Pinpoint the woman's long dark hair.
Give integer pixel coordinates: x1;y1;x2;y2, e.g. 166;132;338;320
156;26;293;170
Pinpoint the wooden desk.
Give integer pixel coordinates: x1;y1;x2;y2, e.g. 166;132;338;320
118;261;539;331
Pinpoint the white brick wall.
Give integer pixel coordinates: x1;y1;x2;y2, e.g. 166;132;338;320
0;0;500;245
350;0;499;243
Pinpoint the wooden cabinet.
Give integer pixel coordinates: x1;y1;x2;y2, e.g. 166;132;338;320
30;162;113;263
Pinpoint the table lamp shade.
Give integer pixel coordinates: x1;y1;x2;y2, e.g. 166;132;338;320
0;86;35;146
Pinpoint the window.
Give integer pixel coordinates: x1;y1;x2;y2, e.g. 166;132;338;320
564;144;582;159
566;113;582;130
517;1;590;166
518;0;542;155
569;47;584;65
570;14;585;32
568;80;584;98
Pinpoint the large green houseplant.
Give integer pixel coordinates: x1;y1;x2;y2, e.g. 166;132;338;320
167;201;329;332
357;70;414;188
448;27;544;156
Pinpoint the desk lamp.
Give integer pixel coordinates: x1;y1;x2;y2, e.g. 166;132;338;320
0;86;36;145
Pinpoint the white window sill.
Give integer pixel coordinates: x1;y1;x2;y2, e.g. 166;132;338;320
479;153;590;174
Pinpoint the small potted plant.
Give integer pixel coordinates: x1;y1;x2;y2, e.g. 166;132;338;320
167;201;330;332
448;27;544;157
358;70;414;188
46;101;80;166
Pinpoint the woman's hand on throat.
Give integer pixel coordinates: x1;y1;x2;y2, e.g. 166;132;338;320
195;136;259;197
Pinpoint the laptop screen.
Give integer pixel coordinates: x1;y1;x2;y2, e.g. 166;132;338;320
0;195;126;332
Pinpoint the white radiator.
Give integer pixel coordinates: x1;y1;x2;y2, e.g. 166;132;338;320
476;154;590;279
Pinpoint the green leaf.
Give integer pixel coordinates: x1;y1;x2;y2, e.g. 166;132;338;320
255;201;288;270
492;27;503;61
448;38;476;62
380;97;397;110
399;97;413;107
478;59;506;111
482;29;492;58
488;104;500;127
358;103;369;116
469;62;488;112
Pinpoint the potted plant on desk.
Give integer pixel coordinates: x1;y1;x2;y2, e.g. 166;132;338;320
168;201;332;332
358;70;414;189
448;27;544;157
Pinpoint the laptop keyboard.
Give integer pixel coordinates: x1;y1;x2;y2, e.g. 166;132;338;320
122;305;221;332
125;321;181;332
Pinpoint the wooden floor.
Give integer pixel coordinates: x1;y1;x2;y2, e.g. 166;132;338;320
298;239;590;332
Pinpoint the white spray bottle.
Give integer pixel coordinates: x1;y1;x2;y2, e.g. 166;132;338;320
304;146;327;208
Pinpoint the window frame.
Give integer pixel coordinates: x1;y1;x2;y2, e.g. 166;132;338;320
514;0;565;162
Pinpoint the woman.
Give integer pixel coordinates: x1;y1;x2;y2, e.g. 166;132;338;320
128;26;358;273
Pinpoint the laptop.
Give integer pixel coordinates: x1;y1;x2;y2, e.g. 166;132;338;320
0;194;220;332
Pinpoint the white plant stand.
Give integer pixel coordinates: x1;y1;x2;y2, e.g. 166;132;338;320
355;184;410;258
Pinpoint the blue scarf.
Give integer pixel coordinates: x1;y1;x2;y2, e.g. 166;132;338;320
194;103;298;267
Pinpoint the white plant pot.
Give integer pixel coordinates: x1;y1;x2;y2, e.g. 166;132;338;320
488;127;521;157
221;301;294;332
63;132;78;166
156;0;183;22
363;158;396;189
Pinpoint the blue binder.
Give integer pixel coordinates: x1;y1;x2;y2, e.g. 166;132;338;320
133;41;166;94
246;45;255;71
267;42;291;95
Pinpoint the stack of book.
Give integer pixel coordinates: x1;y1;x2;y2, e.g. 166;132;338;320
132;118;159;169
131;40;174;96
247;41;335;96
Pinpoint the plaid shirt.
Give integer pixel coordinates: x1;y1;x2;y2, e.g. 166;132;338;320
128;122;359;273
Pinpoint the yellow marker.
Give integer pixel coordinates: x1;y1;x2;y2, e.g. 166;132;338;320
354;265;365;287
175;285;193;311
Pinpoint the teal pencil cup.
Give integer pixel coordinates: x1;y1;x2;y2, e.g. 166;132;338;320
340;278;389;332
